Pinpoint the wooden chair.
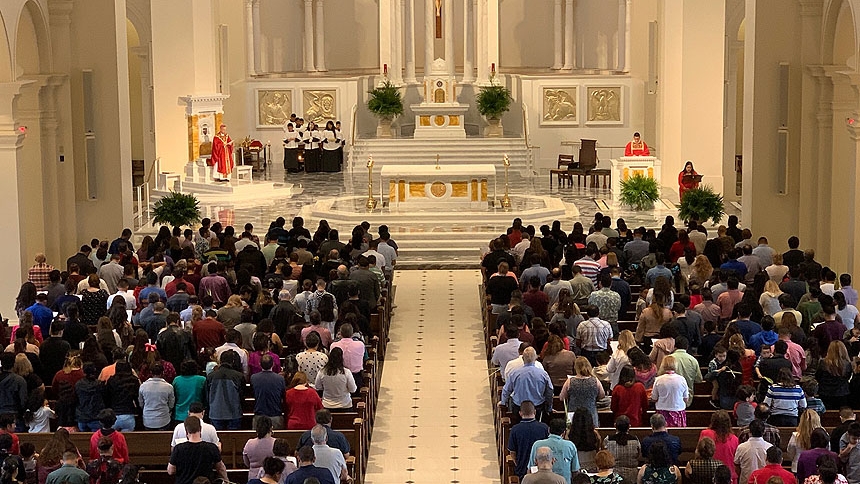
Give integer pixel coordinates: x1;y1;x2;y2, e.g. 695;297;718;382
567;139;597;186
549;154;575;187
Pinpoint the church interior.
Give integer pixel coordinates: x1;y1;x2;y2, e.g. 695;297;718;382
2;0;860;483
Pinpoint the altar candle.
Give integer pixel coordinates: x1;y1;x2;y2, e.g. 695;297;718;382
383;64;388;75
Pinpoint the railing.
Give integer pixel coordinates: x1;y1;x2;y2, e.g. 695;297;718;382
521;103;539;175
133;157;159;231
349;103;358;173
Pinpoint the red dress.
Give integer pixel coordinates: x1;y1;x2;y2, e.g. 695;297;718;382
610;382;649;427
284;386;323;430
678;170;700;199
211;133;234;177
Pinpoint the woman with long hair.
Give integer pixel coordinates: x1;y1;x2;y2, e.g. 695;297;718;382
815;340;852;410
248;457;287;484
651;356;690;427
760;280;784;316
105;360;140;432
628;347;657;391
787;409;826;474
314;347;356;409
106;298;134;347
242;416;276;480
271;439;298;483
607;330;636;389
650;324;677;370
678;161;699;200
560;357;605;427
727;333;756;385
96;317;121;362
549;294;583;338
51;354;83;431
835;291;860;328
569;407;602;471
637;440;681;484
541;335;576;389
284;372;323;430
603;415;641;484
36;428;81;484
249;333;282;377
698;411;738;482
797;429;837;483
171;360;205;423
780;312;806;346
669;230;695;264
635;293;672;345
14;282;37;319
610;366;648;427
764;367;808;427
689;256;714;287
81;275;109;325
684;437;723;484
79;335;108;374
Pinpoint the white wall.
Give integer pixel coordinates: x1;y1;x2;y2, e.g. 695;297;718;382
500;0;553;69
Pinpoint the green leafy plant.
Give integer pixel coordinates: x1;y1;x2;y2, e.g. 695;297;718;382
619;174;660;210
367;80;404;118
151;191;201;228
476;77;513;119
679;185;725;224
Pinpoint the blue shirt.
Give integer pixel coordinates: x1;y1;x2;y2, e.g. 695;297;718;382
720;259;748;279
642;431;682;464
25;303;54;336
521;265;551;288
251;370;285;417
507;418;549;478
645;265;673;286
529;434;579;482
748;330;779;355
501;363;554;407
139;285;167;304
736;319;763;346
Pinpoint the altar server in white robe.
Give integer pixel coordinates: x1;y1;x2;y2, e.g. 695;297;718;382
282;122;300;173
335;120;346;168
303;121;323;173
321;120;343;173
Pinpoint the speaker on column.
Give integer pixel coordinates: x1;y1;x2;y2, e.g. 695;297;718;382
82;69;97;200
777;63;789;195
648;21;658;94
778;62;789;128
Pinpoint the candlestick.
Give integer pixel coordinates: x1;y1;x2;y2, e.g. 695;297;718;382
365;156;378;211
500;154;511;209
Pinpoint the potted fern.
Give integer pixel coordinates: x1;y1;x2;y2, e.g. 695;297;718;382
619;174;660;210
476;76;513;137
367;80;404;138
679;185;725;224
151;192;201;229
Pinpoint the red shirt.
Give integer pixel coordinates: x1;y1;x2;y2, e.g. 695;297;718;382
748;464;797;484
522;289;550;320
164;278;196;298
89;429;129;463
610;382;649;427
284;387;323;430
192;318;227;349
0;431;18;455
669;241;696;263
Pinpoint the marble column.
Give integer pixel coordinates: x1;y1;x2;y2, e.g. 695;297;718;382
252;0;262;74
315;0;326;71
624;0;631;72
244;0;255;76
393;0;404;82
379;0;392;77
463;0;475;82
553;0;563;69
476;0;488;83
405;0;417;83
616;0;625;71
563;0;574;69
303;0;315;72
487;0;499;76
424;0;435;76
444;0;454;75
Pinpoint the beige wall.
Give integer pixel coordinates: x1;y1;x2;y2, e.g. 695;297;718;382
500;0;553;69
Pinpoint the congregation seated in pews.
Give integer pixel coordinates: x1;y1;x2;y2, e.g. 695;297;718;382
5;216;396;484
481;214;860;484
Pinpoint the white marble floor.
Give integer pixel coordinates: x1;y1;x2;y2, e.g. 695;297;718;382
364;270;500;484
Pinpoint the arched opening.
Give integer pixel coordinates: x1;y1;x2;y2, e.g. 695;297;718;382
0;12;12;83
127;19;145;184
723;0;745;202
125;3;155;188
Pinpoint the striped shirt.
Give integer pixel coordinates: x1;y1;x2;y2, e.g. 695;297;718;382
763;384;807;416
574;257;600;287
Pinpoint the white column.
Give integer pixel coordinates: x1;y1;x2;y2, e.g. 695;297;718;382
463;0;475;81
477;0;488;83
379;0;393;77
563;0;574;69
244;0;255;76
617;0;625;71
553;0;563;69
405;0;417;83
393;0;404;82
315;0;326;71
486;0;499;75
303;0;315;72
444;0;455;75
252;0;262;74
0;82;26;318
424;0;435;76
624;0;631;72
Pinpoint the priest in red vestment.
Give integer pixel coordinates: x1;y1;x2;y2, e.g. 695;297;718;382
624;132;650;156
211;124;234;181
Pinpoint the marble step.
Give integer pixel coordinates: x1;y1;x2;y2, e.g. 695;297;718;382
348;137;532;173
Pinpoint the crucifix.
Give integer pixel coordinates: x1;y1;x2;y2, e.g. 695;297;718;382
435;0;442;38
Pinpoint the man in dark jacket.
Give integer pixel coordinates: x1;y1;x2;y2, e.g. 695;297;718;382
0;353;26;419
204;350;244;430
157;314;195;369
235;244;267;280
348;257;381;310
269;292;303;340
67;245;96;276
39;322;71;383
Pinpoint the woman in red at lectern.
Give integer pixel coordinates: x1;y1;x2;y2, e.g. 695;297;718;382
678;161;700;200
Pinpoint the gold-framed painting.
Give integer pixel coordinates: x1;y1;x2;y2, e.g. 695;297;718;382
540;87;578;126
302;90;338;125
256;89;293;128
586;86;623;125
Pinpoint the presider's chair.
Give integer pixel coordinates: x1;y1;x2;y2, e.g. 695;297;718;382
568;139;598;187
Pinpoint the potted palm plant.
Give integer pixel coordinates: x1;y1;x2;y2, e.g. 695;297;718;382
367;80;404;138
151;191;201;230
476;76;513;137
679;185;725;224
619;174;660;210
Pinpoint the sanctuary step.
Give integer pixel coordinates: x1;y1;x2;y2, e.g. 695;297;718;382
348;136;533;176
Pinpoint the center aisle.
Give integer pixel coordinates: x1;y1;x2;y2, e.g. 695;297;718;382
364;270;500;484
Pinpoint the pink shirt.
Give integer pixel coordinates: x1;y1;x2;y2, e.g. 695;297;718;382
783;338;807;379
330;338;366;373
301;325;332;348
700;429;740;481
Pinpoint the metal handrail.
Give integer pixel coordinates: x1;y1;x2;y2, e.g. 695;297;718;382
349;103;358;173
133;156;160;231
